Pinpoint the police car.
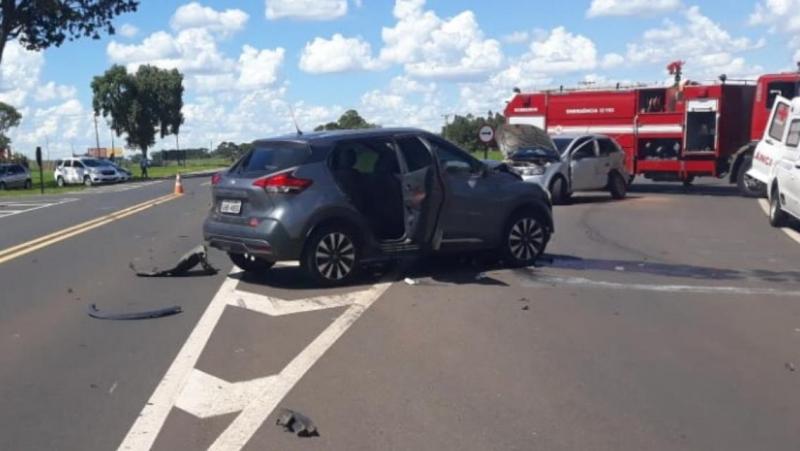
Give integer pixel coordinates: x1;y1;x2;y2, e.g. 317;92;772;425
748;96;800;226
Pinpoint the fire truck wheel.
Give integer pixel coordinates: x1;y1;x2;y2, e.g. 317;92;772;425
549;176;570;205
737;158;766;198
769;189;788;228
609;172;627;200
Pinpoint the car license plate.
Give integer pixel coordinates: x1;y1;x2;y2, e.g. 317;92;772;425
220;199;242;215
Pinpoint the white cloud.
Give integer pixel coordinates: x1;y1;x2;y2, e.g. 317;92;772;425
0;41;44;106
108;29;234;75
238;45;285;88
601;52;625;69
119;23;139;38
502;31;530;44
359;76;442;130
379;0;503;80
750;0;800;32
519;27;598;74
265;0;348;20
627;6;763;77
170;2;248;36
587;0;681;17
299;34;379;73
34;82;78;103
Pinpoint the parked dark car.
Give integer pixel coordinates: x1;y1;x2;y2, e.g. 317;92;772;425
0;163;32;190
203;128;554;286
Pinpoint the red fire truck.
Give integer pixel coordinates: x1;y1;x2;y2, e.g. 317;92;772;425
503;63;800;196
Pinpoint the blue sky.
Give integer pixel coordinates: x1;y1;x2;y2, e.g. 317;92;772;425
2;0;799;158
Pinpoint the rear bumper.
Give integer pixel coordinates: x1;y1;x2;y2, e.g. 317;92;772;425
203;215;301;260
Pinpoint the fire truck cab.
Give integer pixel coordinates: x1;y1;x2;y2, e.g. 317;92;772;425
504;66;800;197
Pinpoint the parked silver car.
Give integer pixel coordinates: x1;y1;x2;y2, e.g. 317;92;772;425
204;128;554;286
0;163;32;190
497;125;629;204
54;157;120;187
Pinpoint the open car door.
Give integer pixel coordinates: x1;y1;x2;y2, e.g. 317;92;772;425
750;96;792;185
394;135;446;250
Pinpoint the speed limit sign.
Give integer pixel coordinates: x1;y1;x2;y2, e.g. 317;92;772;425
478;125;495;143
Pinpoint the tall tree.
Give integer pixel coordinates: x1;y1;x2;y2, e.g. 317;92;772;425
0;101;21;151
315;109;377;131
442;111;505;153
0;0;139;64
91;64;184;160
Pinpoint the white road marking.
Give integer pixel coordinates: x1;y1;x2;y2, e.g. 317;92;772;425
119;269;391;451
76;181;162;195
175;370;277;419
200;181;211;187
210;283;391;450
0;198;78;219
521;273;800;297
758;199;800;245
119;271;240;451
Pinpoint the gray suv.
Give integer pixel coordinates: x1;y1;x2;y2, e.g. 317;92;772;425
0;164;32;190
203;128;554;286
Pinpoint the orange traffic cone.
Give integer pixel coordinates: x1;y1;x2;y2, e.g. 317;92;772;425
174;173;184;195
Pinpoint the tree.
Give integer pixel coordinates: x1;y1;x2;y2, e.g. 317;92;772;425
212;141;252;161
91;64;184;161
0;101;21;151
315;109;377;131
0;0;139;65
442;111;505;153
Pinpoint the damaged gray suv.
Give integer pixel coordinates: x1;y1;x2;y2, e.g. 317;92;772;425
203;128;554;286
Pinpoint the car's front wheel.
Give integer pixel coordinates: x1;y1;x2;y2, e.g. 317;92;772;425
302;225;360;287
84;176;93;187
769;188;789;227
502;210;549;267
56;176;65;187
228;252;275;273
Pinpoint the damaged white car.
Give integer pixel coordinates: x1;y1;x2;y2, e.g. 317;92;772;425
496;125;629;204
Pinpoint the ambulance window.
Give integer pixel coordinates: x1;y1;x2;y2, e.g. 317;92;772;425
768;102;790;141
766;82;796;110
785;120;800;148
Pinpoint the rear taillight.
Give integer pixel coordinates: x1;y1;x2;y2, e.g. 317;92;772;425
252;171;312;193
211;172;222;185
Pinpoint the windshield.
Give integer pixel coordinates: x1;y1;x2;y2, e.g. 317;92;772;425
509;147;560;161
553;138;573;154
81;159;102;168
235;141;311;176
96;160;114;166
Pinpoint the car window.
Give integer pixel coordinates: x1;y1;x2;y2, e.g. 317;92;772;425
73;161;85;169
553;138;572;154
786;119;800;148
82;159;102;168
396;136;433;172
597;139;619;156
236;141;311;176
331;138;398;175
766;81;796;110
424;136;481;175
0;166;6;175
62;160;72;168
769;102;790;141
572;140;597;160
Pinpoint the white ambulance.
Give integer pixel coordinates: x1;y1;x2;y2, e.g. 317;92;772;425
747;96;800;226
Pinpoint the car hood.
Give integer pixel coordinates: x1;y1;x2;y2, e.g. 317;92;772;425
495;124;558;160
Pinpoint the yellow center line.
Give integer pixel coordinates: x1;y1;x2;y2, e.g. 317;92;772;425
0;193;181;265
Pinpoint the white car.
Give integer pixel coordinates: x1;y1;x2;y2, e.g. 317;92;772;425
748;96;800;226
54;157;120;187
497;125;629;204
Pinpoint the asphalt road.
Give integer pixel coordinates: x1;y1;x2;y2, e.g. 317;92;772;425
2;178;800;450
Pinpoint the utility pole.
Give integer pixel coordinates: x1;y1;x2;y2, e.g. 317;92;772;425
441;114;451;139
93;115;101;157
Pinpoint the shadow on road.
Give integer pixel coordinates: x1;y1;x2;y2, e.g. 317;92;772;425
539;253;800;283
566;194;640;205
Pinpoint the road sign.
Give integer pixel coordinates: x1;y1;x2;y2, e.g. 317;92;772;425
478;125;495;143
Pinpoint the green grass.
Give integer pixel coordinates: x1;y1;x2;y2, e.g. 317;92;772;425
470;149;505;161
0;158;230;198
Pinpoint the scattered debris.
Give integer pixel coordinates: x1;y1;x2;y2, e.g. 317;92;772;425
521;305;530;311
88;304;182;320
90;383;98;389
109;382;118;394
614;266;625;272
786;362;796;372
517;297;530;303
404;277;417;286
67;288;74;294
276;408;319;437
131;245;218;277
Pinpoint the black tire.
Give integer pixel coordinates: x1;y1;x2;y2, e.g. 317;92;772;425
83;176;93;187
56;176;65;187
682;175;695;187
228;252;275;273
609;172;627;199
737;156;766;198
548;176;570;205
627;174;635;186
302;224;360;287
501;210;549;267
769;188;789;228
24;179;32;189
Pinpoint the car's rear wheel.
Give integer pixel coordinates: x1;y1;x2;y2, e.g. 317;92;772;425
228;252;275;273
609;172;627;199
502;210;549;267
769;188;789;228
56;176;65;187
548;176;570;205
302;225;360;287
24;179;32;189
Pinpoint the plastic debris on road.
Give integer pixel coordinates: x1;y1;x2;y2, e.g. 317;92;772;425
404;277;417;285
130;245;218;277
87;304;182;320
276;408;319;437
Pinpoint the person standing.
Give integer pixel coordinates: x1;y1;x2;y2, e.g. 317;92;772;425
139;157;149;179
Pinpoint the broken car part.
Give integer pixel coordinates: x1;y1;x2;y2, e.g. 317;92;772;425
87;304;182;320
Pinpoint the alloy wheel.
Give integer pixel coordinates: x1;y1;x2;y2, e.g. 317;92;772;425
315;232;356;281
508;217;546;262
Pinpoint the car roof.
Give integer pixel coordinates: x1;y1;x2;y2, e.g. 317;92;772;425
253;127;430;146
